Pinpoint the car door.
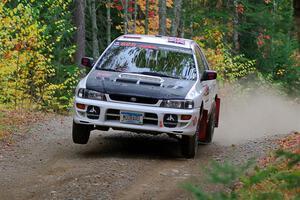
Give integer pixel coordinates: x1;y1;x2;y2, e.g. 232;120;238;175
195;46;216;110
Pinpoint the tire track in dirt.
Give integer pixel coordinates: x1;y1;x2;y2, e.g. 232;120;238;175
0;116;286;200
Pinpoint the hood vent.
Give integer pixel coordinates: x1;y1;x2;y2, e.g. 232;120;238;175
119;73;163;83
166;85;184;89
116;78;137;84
139;81;161;87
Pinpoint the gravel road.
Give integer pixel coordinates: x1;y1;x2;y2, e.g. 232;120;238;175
0;114;289;200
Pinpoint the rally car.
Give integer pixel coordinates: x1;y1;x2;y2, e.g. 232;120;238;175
73;34;220;158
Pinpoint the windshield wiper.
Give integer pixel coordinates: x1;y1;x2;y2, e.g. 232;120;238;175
130;71;180;79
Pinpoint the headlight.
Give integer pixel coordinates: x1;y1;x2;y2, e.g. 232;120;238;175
160;100;194;109
77;88;106;101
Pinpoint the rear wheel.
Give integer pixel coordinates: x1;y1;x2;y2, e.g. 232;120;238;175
181;133;198;158
72;121;92;144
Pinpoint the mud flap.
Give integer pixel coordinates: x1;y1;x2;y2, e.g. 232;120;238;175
215;97;221;127
198;110;208;141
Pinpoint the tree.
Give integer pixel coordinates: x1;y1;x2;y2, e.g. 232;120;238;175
74;0;86;64
123;0;128;34
159;0;167;35
145;0;149;34
89;0;99;59
106;0;112;45
233;0;240;52
171;0;182;36
133;0;138;33
294;0;300;46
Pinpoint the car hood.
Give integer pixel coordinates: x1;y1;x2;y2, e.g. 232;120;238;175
85;70;195;100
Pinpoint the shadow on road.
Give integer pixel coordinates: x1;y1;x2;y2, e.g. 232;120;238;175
74;131;216;160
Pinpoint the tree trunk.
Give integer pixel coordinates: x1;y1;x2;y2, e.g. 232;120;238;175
145;0;149;34
124;0;128;34
171;0;183;37
294;0;300;46
74;0;86;65
233;0;240;53
106;0;111;45
133;0;137;33
159;0;167;35
90;0;99;59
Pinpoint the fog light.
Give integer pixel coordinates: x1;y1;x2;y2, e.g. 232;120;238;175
181;115;192;120
76;103;86;110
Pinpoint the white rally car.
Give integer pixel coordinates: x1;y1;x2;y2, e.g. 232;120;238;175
73;34;220;158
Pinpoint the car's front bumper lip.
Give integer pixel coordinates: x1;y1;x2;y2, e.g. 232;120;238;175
73;98;200;136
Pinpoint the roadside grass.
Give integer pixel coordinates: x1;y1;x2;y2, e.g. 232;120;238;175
184;132;300;200
0;108;45;143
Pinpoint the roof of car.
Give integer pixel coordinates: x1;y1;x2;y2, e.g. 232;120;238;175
116;34;195;49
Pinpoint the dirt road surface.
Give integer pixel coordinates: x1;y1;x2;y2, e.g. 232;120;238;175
0;114;288;200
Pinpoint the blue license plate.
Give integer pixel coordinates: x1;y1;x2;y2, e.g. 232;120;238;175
120;111;144;125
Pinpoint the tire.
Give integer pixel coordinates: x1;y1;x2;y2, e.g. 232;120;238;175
181;133;198;158
72;121;92;144
204;104;216;144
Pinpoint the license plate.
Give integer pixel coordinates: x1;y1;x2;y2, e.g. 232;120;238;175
120;111;143;125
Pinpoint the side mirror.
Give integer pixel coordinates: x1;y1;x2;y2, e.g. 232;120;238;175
81;57;94;68
201;70;217;81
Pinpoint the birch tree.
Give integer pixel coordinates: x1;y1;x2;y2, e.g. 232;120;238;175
171;0;182;36
124;0;128;34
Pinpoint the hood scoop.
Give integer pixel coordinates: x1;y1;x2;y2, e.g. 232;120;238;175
116;78;137;84
116;73;163;87
119;73;163;83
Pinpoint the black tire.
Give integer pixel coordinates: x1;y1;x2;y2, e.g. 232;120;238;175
204;104;216;144
72;121;92;144
181;133;198;158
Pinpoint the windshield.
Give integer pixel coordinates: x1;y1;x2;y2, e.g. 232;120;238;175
95;41;197;80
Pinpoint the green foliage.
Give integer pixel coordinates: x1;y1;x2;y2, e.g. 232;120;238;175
194;36;256;84
185;149;300;200
0;0;78;112
239;0;300;96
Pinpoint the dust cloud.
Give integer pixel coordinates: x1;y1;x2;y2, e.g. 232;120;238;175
214;86;300;146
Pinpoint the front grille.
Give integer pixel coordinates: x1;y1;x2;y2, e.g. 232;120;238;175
105;109;158;126
109;94;158;104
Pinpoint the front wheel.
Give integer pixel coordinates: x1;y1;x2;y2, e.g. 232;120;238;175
181;133;198;158
72;121;92;144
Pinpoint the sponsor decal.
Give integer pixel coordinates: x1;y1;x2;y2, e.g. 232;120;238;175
167;37;186;45
117;42;158;49
203;85;209;96
119;42;137;47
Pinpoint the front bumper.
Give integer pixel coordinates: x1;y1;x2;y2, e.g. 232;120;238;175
73;97;200;136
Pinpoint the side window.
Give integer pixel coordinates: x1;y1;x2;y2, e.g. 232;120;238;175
195;48;206;74
198;48;210;70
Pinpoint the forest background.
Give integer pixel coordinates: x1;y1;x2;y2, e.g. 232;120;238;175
0;0;300;112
